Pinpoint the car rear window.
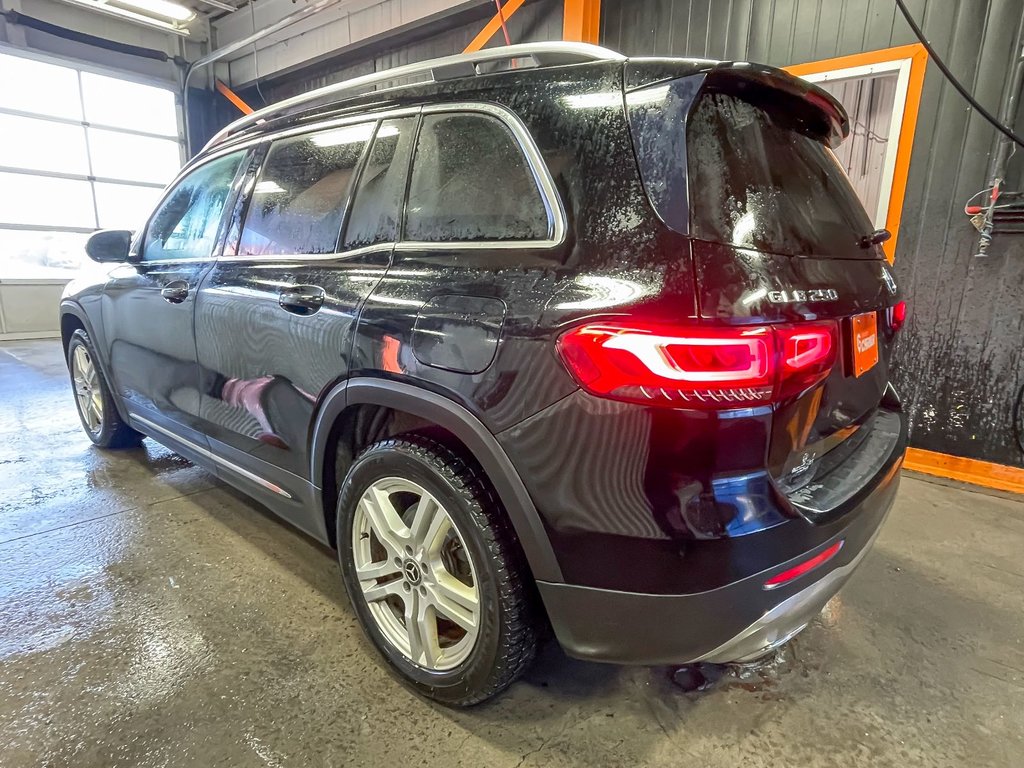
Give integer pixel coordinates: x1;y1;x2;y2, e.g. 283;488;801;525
688;91;876;259
628;78;878;259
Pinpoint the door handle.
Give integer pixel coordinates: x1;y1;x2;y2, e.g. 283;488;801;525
279;285;325;315
160;280;189;304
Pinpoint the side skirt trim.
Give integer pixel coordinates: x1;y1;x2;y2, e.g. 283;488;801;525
131;413;293;499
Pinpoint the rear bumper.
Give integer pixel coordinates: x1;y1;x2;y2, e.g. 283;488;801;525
537;454;901;665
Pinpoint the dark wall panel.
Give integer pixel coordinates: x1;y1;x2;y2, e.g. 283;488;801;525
250;0;563;104
603;0;1024;467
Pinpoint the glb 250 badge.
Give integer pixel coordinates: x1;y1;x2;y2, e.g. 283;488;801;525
767;288;839;304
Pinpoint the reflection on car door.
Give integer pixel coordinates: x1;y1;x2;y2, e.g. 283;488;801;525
192;116;416;530
101;149;248;452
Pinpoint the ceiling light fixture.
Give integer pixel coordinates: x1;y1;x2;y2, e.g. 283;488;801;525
114;0;197;22
52;0;194;35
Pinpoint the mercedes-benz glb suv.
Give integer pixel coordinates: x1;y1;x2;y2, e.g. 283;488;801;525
60;42;907;706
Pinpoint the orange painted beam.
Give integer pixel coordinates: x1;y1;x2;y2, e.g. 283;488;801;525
904;447;1024;496
215;79;254;115
563;0;600;44
464;0;526;53
786;43;928;263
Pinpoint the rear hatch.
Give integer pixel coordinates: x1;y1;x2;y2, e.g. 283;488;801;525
624;60;905;514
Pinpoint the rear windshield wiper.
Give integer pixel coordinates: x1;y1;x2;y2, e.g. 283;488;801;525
858;229;891;248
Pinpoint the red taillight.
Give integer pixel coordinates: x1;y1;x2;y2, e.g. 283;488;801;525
556;321;837;409
776;324;835;400
888;300;907;332
763;540;844;589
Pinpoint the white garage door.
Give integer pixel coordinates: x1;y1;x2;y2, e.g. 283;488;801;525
0;50;183;278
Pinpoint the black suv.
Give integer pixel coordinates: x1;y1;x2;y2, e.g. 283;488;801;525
60;42;907;706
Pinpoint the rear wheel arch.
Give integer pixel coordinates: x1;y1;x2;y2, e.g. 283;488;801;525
311;378;562;584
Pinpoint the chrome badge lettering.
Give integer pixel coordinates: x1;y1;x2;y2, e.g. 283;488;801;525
767;288;839;304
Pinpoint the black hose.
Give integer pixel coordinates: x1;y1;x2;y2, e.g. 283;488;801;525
894;0;1024;150
0;9;185;66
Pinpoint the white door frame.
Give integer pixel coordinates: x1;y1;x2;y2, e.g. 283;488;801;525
801;58;914;229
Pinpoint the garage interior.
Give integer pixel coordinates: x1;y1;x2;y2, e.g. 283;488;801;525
2;0;1024;765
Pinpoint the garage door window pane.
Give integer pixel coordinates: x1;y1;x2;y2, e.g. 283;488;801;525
88;128;181;184
81;72;177;137
0;229;91;276
95;183;164;230
0;53;82;120
344;118;415;248
404;113;549;242
0;173;95;229
239;123;372;256
0;114;89;175
0;228;92;276
144;151;245;262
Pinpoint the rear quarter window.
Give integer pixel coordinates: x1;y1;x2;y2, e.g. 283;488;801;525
404;112;549;242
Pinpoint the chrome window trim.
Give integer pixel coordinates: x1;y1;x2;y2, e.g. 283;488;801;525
216;241;395;264
197;106;421;169
393;239;561;252
132;414;293;499
128;257;210;265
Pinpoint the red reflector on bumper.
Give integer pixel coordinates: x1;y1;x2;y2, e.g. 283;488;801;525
763;540;844;589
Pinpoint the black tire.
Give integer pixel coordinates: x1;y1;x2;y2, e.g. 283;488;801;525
67;329;143;449
337;435;539;706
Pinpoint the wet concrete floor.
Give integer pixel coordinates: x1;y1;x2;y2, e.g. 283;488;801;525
1;338;1023;767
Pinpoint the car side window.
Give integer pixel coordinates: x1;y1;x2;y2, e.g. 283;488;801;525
143;150;245;261
343;117;416;249
238;122;374;256
404;112;550;242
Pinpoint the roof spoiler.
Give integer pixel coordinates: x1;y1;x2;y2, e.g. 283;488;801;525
625;58;849;148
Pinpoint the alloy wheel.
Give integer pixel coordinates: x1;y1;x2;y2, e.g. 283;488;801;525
72;345;103;434
351;477;480;671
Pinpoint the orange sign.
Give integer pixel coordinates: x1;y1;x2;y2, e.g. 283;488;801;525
851;312;879;377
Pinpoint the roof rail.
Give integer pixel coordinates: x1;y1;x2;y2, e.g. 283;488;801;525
204;42;625;151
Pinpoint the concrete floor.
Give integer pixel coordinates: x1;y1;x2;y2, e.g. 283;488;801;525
1;339;1023;768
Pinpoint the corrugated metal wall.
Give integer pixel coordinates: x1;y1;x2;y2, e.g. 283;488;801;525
256;1;564;103
603;0;1024;467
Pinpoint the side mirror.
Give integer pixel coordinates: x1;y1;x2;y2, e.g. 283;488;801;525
85;229;132;263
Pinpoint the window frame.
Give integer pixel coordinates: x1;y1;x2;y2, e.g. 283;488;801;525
396;103;564;251
205;102;565;263
785;43;928;263
230;119;378;260
135;148;252;264
340;115;419;252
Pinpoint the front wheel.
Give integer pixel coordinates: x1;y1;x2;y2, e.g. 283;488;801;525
67;329;143;449
336;435;539;706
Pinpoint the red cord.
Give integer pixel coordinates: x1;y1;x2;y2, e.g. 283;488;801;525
494;0;512;46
